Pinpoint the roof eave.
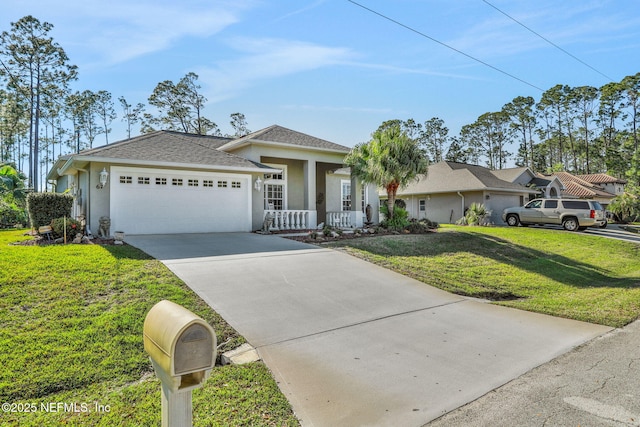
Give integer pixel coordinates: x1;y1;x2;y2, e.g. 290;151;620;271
221;138;350;155
56;156;279;174
396;187;539;196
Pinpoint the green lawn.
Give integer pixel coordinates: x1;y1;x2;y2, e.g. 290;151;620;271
328;225;640;328
0;229;298;427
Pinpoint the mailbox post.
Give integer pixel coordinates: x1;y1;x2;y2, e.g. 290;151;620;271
144;300;217;427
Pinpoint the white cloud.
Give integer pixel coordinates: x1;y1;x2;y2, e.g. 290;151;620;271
197;38;354;102
4;0;255;66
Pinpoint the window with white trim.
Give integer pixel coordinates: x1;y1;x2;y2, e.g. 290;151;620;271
120;176;132;184
264;164;287;210
172;178;183;186
156;177;167;185
203;180;214;187
217;180;228;188
419;199;426;212
341;180;351;211
231;181;241;189
265;184;283;210
188;179;199;187
138;177;150;185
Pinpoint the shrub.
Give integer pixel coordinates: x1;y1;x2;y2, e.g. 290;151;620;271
0;199;27;227
26;192;73;229
458;202;491;226
380;204;410;231
50;217;83;241
608;191;640;223
405;218;439;233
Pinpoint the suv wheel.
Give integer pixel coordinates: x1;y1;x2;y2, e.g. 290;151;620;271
562;217;579;231
506;214;519;227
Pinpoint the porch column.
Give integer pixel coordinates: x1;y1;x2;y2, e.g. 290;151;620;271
350;175;363;227
304;160;317;228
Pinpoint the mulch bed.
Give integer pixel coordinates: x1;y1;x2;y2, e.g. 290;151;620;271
281;228;437;244
11;231;118;246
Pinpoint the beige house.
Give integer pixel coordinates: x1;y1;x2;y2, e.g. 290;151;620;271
47;125;379;235
386;161;562;225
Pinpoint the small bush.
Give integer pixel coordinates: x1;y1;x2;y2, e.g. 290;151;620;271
50;217;83;241
380;204;410;231
0;199;27;227
609;192;640;223
405;218;438;233
458;202;491;226
27;193;73;229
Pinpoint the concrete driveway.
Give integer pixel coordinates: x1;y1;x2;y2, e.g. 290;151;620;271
126;233;611;427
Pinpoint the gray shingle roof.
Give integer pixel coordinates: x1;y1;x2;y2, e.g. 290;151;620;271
219;125;351;152
396;161;537;195
75;130;268;170
490;167;529;182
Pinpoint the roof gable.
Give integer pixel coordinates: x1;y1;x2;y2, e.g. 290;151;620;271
219;125;351;153
547;171;615;198
490;166;532;183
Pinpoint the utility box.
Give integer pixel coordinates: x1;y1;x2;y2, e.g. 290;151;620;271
144;300;217;426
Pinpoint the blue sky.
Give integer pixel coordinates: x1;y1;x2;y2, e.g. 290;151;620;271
3;0;640;150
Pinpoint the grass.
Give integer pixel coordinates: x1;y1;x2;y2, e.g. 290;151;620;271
0;229;299;426
328;225;640;328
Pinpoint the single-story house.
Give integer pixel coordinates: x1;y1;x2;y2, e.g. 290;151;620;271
385;161;564;225
47;125;379;235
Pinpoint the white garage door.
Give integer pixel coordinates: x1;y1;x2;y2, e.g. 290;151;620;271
110;166;251;234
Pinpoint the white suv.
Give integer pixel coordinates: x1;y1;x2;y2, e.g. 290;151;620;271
502;199;607;231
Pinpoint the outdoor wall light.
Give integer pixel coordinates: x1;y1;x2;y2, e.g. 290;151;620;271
97;168;109;189
254;176;263;192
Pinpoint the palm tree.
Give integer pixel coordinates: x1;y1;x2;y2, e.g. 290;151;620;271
345;123;428;219
0;163;27;201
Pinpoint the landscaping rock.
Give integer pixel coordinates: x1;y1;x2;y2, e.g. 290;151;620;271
221;343;260;365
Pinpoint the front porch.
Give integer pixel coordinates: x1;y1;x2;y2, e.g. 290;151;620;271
255;154;377;231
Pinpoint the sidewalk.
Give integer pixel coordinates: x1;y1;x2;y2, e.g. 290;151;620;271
428;319;640;426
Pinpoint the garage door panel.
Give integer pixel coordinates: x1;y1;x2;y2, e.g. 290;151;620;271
110;167;251;234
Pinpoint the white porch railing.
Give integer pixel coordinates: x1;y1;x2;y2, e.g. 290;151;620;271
326;211;352;228
265;210;312;230
326;211;366;229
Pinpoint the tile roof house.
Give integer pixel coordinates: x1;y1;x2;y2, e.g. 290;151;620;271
540;171;626;206
388;161;555;225
47;126;379;235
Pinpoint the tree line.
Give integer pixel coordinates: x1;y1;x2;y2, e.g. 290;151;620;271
0;16;251;192
386;74;640;187
2;15;640;194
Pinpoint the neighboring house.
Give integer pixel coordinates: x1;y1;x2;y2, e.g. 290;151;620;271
542;171;625;208
47;126;379;235
577;173;627;197
388;161;546;225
